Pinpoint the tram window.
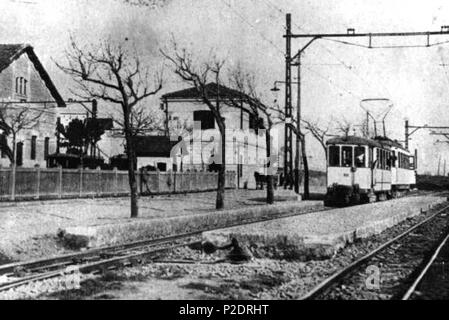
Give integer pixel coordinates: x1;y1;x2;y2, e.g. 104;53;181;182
386;152;391;170
392;151;396;167
342;146;353;167
376;149;380;168
409;156;415;170
379;149;383;169
328;146;340;167
354;146;365;167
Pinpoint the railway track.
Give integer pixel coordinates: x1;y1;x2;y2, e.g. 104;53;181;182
0;190;444;295
401;230;449;300
300;203;449;300
0;202;329;293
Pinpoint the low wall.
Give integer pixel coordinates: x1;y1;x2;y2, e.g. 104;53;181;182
60;200;323;248
0;167;236;201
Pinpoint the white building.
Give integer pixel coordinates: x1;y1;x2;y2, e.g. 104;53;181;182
156;83;269;189
0;44;65;168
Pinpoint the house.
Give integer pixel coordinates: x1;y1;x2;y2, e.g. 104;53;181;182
159;83;268;188
0;44;65;167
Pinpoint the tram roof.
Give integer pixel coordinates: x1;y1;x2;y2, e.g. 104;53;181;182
326;136;383;148
373;136;408;152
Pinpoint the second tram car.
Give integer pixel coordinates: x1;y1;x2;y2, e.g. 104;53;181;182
324;136;416;206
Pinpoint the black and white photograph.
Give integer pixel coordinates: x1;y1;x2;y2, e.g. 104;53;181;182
0;0;449;307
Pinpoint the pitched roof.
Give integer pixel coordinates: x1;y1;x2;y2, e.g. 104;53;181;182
161;83;248;100
0;44;66;107
134;135;181;158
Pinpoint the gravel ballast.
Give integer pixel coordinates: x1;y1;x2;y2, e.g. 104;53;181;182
203;195;446;261
0;189;316;261
1;200;448;300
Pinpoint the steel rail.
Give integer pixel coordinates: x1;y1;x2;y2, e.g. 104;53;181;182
401;232;449;300
0;191;440;293
0;204;330;291
299;203;449;300
0;241;198;292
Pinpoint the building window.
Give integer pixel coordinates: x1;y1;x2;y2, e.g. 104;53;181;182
193;110;215;130
31;135;37;160
157;162;167;171
44;137;49;159
15;77;27;96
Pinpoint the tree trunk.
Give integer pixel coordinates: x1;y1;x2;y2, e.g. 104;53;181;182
301;135;310;200
126;132;139;218
266;126;274;204
216;128;225;209
11;134;17;201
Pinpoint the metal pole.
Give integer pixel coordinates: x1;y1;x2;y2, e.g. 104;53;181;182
284;13;292;189
294;53;301;194
405;120;409;150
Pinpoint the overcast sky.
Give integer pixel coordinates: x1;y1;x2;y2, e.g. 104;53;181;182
2;0;449;172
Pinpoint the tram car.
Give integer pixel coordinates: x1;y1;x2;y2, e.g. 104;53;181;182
324;136;416;206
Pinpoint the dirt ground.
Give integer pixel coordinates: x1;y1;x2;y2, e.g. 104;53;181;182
0;187;324;262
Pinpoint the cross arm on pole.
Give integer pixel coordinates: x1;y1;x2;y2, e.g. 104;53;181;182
291;37;320;61
285;30;449;39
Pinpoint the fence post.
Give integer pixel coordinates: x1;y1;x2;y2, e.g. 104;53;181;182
97;166;101;197
173;171;176;193
179;171;184;192
35;166;40;200
58;166;62;199
79;167;83;197
10;165;16;201
189;172;192;191
114;167;118;196
156;170;160;193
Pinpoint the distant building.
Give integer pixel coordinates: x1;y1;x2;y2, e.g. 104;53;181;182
0;44;65;167
134;135;180;171
160;83;268;188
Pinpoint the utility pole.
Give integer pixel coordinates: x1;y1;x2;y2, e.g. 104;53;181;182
294;53;301;194
405;123;449;150
284;13;293;189
405;120;409;150
282;14;449;164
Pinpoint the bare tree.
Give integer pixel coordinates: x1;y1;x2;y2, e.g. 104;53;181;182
302;118;332;159
56;39;163;218
335;117;352;138
269;103;311;199
161;45;227;209
226;68;283;204
0;103;45;165
111;106;165;137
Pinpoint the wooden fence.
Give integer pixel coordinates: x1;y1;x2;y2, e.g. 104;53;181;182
0;167;236;201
